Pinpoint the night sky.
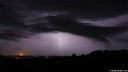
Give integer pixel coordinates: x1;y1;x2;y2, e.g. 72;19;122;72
0;0;128;56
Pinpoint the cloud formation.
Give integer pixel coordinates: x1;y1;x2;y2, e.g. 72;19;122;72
0;29;30;41
0;0;128;41
30;15;128;41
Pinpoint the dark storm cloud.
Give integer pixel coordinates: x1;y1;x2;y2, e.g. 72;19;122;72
118;21;128;26
29;15;128;42
22;0;128;19
0;29;29;41
1;0;128;19
116;38;128;42
0;0;128;41
0;1;21;27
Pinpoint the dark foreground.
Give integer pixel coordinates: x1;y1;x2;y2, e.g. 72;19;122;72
0;50;128;72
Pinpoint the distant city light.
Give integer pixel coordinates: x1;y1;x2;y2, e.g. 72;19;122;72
16;57;19;59
34;56;38;57
46;56;48;58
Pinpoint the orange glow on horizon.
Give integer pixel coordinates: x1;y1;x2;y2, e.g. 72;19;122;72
18;53;24;56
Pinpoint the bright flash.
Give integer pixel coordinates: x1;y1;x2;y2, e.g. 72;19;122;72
58;33;64;55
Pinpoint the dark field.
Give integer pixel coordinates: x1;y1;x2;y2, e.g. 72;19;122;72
0;50;128;72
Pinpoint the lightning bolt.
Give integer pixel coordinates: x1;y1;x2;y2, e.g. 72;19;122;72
58;33;63;55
